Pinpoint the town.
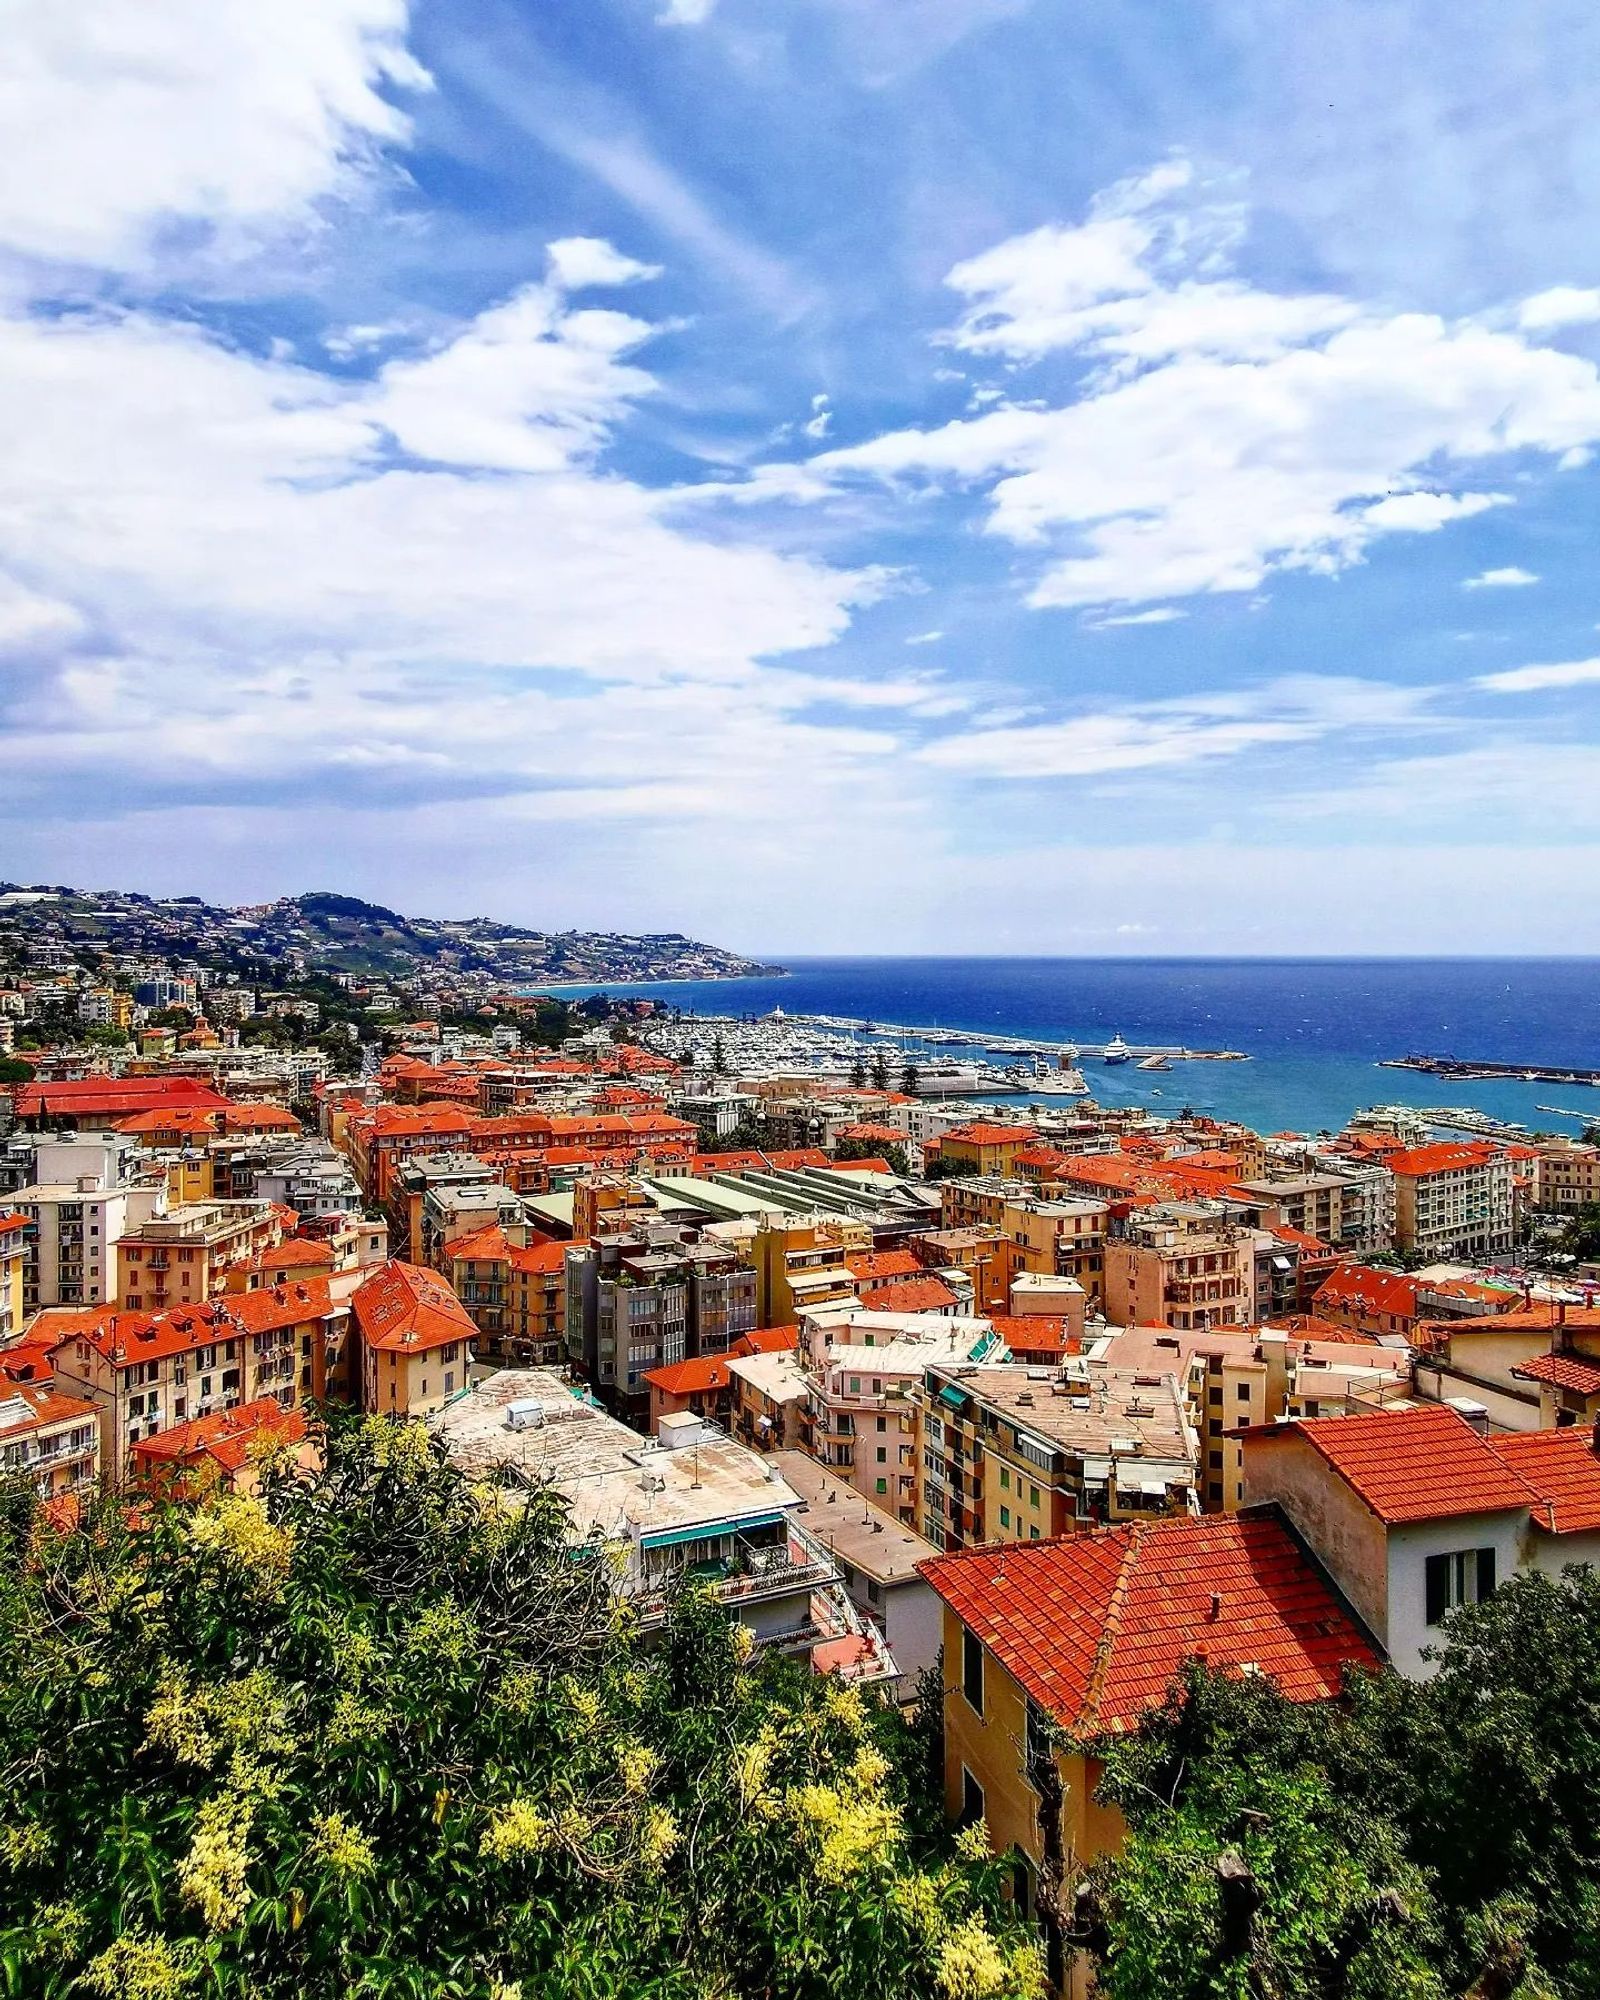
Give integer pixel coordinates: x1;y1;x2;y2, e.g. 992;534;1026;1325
3;893;1600;1994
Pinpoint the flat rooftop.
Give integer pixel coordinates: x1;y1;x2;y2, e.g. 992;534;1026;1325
931;1363;1193;1474
432;1369;804;1547
772;1451;936;1584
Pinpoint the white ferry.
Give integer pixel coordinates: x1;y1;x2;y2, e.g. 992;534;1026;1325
1103;1034;1132;1064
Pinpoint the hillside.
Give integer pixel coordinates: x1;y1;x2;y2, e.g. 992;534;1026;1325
0;884;782;986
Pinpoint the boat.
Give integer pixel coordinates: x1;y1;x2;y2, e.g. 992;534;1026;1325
1137;1053;1172;1072
1026;1066;1091;1098
1103;1034;1132;1065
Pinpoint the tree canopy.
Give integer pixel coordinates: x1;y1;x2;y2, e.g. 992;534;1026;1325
1082;1565;1600;2000
0;1421;1039;2000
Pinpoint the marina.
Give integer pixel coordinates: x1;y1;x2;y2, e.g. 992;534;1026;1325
1383;1054;1600;1088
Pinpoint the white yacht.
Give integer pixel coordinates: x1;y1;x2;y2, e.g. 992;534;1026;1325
1103;1034;1132;1065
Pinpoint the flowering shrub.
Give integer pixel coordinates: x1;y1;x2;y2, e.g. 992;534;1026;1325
0;1417;1035;2000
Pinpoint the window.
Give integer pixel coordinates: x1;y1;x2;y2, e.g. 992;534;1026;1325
959;1767;984;1830
876;1416;887;1432
876;1447;887;1463
1237;1383;1251;1400
999;1506;1011;1529
875;1478;887;1496
1029;1484;1040;1508
999;1466;1010;1490
1425;1548;1496;1626
962;1628;984;1715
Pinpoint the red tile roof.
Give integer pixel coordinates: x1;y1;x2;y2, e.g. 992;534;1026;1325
0;1334;60;1387
509;1240;568;1277
1314;1264;1420;1322
1250;1406;1534;1523
0;1381;97;1439
1486;1428;1600;1534
351;1260;476;1354
920;1513;1379;1736
731;1324;800;1355
868;1275;960;1315
986;1314;1080;1358
14;1077;229;1120
942;1122;1038;1146
1387;1141;1502;1178
0;1211;32;1235
130;1396;309;1476
1511;1351;1600;1396
847;1250;924;1284
643;1355;734;1398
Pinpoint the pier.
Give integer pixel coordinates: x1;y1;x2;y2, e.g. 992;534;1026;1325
1381;1054;1600;1088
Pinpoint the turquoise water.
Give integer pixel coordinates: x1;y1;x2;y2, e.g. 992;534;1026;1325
542;956;1600;1137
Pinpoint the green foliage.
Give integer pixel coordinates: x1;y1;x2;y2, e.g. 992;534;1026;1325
1556;1200;1600;1261
0;1055;33;1085
0;1420;1037;2000
1085;1568;1600;2000
835;1137;911;1174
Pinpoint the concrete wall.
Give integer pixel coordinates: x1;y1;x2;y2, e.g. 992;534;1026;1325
1385;1512;1525;1678
881;1574;943;1684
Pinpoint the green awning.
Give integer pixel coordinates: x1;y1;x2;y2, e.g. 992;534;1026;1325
640;1509;786;1551
938;1384;969;1410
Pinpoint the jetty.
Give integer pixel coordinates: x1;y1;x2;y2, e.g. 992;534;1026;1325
1381;1054;1600;1088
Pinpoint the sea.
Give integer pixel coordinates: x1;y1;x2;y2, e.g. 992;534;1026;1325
540;957;1600;1139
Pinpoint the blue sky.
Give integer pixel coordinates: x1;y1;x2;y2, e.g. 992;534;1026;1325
4;0;1600;953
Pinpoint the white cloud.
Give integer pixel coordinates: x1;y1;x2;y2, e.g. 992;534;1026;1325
914;675;1430;779
803;163;1600;611
546;237;662;291
1476;657;1600;694
1519;287;1600;332
371;281;659;472
658;0;717;21
1090;607;1188;628
1464;565;1540;589
0;0;427;273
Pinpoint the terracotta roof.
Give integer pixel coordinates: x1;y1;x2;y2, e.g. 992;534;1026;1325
731;1324;800;1355
130;1396;309;1475
1511;1351;1600;1396
942;1122;1038;1146
14;1077;229;1119
643;1355;734;1398
0;1334;60;1386
1248;1406;1535;1523
869;1275;960;1315
351;1260;476;1354
919;1513;1379;1736
0;1211;32;1235
1486;1428;1600;1534
0;1382;97;1438
1314;1264;1420;1321
986;1314;1080;1357
1387;1141;1502;1177
508;1241;567;1277
227;1280;334;1333
847;1250;924;1284
444;1222;512;1263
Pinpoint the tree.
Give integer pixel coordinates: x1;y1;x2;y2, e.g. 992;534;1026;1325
870;1048;892;1093
711;1034;730;1077
0;1054;34;1086
0;1422;1039;2000
850;1060;868;1090
1557;1201;1600;1263
836;1137;911;1175
1083;1567;1600;2000
900;1063;922;1098
82;1024;130;1049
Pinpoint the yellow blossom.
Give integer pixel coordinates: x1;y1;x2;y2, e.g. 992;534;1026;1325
935;1916;1012;2000
822;1682;869;1735
1;1822;50;1869
177;1794;255;1932
308;1811;375;1878
637;1804;680;1871
144;1670;216;1769
326;1688;388;1749
728;1624;755;1665
360;1415;433;1474
888;1871;944;1934
786;1783;902;1885
188;1495;294;1588
849;1743;890;1794
953;1817;992;1863
481;1799;553;1863
492;1666;543;1720
83;1930;194;2000
730;1728;777;1806
28;1899;87;1965
406;1595;476;1667
562;1677;602;1732
489;1984;523;2000
615;1740;660;1795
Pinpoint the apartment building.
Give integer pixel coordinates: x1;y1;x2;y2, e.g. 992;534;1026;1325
53;1284;328;1477
444;1224;569;1366
564;1226;757;1425
11;1169;162;1312
117;1201;285;1312
129;1398;316;1498
1534;1141;1600;1215
751;1214;869;1324
0;1211;27;1347
1103;1204;1254;1331
1390;1141;1515;1260
918;1362;1196;1553
799;1307;1007;1528
937;1179;1111;1297
352;1260;476;1418
0;1383;100;1504
934;1122;1040;1178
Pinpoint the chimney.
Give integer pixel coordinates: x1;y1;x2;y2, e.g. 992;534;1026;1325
1208;1591;1223;1622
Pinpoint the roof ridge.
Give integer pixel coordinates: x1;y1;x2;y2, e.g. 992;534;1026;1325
1079;1523;1143;1737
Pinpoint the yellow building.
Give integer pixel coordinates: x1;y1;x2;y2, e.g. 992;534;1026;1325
352;1259;476;1417
752;1215;867;1325
921;1515;1382;1993
935;1122;1038;1179
937;1182;1109;1301
0;1211;28;1347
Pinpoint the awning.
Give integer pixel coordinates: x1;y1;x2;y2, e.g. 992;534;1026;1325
1081;1456;1112;1480
640;1509;786;1550
1120;1472;1175;1496
938;1384;969;1410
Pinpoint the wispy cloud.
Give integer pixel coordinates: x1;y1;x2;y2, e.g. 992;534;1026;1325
1476;656;1600;694
1464;566;1540;589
